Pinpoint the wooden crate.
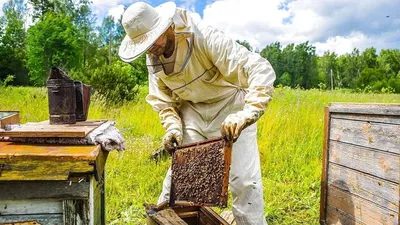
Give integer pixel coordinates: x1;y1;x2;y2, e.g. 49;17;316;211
0;142;108;225
320;103;400;225
0;111;19;129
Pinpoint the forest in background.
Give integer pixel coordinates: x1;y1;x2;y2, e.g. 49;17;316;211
1;0;399;103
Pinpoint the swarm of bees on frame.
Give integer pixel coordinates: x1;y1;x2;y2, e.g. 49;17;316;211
172;141;228;206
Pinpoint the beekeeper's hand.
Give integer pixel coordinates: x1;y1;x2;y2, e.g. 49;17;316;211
221;110;260;142
162;129;183;153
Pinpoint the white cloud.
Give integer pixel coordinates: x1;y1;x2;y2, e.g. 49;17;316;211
91;0;140;23
108;4;125;22
178;0;196;12
314;32;370;55
0;0;9;16
91;0;122;20
201;0;400;55
0;0;8;17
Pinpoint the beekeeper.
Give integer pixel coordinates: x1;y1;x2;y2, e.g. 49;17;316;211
119;2;276;224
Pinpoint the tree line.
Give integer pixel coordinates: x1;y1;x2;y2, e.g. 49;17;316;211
259;42;400;93
0;0;399;103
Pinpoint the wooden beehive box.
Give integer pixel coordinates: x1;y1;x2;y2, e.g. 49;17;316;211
320;103;400;225
0;120;108;225
0;111;19;129
171;138;232;207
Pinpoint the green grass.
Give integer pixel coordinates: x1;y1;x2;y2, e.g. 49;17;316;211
0;86;398;224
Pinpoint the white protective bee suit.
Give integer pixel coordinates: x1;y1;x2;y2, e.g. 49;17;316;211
145;7;276;225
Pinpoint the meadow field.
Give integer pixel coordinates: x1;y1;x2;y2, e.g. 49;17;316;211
0;86;399;224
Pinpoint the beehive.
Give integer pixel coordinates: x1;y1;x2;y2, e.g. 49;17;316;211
171;138;232;207
320;103;399;225
0;120;108;225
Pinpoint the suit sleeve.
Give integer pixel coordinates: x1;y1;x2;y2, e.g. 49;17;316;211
146;69;182;133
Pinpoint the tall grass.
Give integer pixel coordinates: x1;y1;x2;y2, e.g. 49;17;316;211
0;86;398;224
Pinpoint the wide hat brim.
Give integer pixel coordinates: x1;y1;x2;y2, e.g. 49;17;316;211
118;2;176;62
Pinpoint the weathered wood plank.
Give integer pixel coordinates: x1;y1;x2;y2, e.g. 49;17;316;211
329;141;399;183
320;107;331;225
99;173;106;225
0;159;94;181
327;186;398;225
173;206;201;215
89;176;95;225
328;103;400;116
328;163;399;212
89;175;105;225
331;113;400;125
0;181;89;200
200;207;231;225
330;118;400;154
0;200;62;215
0;214;63;224
220;211;236;224
94;149;108;181
63;199;89;224
0;120;106;138
176;211;198;219
0;142;100;161
94;176;102;225
326;206;364;225
150;208;188;225
0;221;41;225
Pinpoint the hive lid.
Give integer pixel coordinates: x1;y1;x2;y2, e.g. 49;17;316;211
170;137;233;208
0;120;106;138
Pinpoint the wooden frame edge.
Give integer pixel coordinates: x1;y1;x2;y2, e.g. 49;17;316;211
319;106;331;225
200;207;231;225
220;140;233;207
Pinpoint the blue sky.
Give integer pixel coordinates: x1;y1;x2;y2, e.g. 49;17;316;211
1;0;399;55
96;0;400;55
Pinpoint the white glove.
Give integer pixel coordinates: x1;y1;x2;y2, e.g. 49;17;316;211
162;129;183;153
221;110;261;142
88;121;126;151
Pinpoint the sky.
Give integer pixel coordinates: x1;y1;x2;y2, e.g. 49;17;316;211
1;0;399;55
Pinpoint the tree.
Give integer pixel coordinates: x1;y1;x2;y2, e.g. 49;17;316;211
0;0;27;85
260;42;282;85
97;15;125;65
281;43;296;87
317;51;337;89
336;48;362;88
356;67;386;91
387;73;400;93
293;41;319;89
89;60;141;103
280;72;291;87
28;0;57;20
26;12;81;85
378;49;400;77
361;47;378;68
72;0;97;69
